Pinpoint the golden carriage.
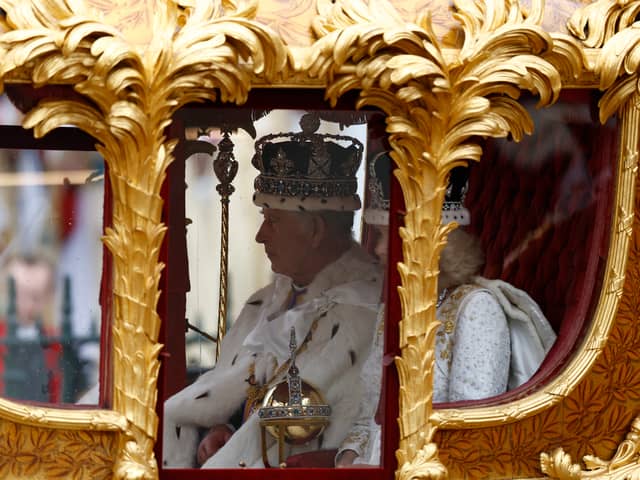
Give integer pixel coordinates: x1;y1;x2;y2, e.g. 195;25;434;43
0;0;637;478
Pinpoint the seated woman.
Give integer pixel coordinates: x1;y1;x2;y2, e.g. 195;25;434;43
330;163;557;467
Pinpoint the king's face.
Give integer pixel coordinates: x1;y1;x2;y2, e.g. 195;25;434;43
255;208;315;284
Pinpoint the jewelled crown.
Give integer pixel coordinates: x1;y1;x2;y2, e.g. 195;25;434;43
363;156;471;226
363;150;392;226
252;113;364;211
442;166;470;226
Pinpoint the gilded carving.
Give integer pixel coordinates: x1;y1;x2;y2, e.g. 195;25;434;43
0;0;635;477
432;86;637;477
0;420;117;479
0;0;286;477
568;0;640;120
536;2;640;472
567;0;640;49
539;89;640;478
308;0;584;477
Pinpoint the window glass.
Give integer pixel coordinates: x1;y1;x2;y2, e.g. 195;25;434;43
0;148;104;404
435;91;618;406
163;109;392;471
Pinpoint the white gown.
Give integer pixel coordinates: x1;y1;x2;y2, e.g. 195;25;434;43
338;278;556;465
433;284;510;403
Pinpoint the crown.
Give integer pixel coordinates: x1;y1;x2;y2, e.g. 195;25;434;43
363;150;391;226
252;113;364;212
362;158;472;227
442;166;470;226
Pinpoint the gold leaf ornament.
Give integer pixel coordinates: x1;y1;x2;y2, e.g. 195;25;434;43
397;442;449;480
0;0;288;478
541;448;583;480
568;0;640;48
309;1;584;479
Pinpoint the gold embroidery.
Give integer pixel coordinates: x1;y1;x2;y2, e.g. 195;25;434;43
436;284;482;369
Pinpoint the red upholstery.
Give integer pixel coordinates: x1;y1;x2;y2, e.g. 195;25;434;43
440;90;618;406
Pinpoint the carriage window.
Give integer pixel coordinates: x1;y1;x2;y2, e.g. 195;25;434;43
162;108;395;470
434;90;617;407
160;90;617;474
0;147;104;405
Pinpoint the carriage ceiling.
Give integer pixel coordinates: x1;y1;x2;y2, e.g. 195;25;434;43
63;0;593;48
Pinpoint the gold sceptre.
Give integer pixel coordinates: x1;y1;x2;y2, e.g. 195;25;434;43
213;127;239;360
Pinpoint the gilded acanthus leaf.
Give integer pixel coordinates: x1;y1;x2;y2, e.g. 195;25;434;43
596;26;640;122
397;443;448;480
541;417;640;479
565;0;640;122
568;0;640;48
541;448;583;480
310;0;582;478
0;0;287;477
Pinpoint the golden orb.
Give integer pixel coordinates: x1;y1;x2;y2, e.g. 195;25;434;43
258;380;331;445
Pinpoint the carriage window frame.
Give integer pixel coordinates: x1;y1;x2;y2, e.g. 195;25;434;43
157;99;400;479
157;87;622;477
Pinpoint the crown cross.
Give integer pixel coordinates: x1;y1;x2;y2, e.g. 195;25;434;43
287;327;302;405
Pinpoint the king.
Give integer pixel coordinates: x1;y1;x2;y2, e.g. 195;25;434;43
162;113;383;468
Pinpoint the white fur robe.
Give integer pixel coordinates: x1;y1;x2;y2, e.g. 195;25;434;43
163;244;382;468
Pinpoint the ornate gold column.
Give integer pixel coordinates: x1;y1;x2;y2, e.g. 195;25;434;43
309;0;582;477
0;0;286;477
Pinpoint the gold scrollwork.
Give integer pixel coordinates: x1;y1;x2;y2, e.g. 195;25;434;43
538;19;640;474
541;417;640;480
0;0;635;477
0;0;286;477
310;0;582;477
